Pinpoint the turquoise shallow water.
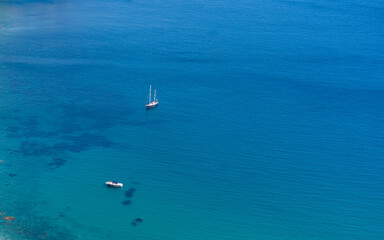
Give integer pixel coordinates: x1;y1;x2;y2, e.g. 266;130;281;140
1;0;384;239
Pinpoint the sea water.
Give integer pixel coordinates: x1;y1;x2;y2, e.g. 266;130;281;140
0;0;384;239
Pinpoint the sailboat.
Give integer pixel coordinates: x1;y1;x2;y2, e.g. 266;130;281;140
146;85;158;109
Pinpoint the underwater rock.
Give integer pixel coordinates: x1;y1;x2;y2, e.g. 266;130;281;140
131;218;143;226
52;133;114;153
2;216;16;221
125;188;136;198
9;173;17;177
48;158;66;169
3;207;76;239
0;212;5;216
122;200;131;205
19;141;54;157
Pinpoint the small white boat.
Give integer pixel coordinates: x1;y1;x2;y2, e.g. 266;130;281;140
106;181;123;188
146;85;158;109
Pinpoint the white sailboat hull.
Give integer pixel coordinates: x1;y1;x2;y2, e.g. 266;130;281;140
106;181;123;188
146;101;159;109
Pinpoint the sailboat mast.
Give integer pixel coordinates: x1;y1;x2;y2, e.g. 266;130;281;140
149;85;151;104
154;90;156;102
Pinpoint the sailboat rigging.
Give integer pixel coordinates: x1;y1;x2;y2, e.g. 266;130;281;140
146;85;158;109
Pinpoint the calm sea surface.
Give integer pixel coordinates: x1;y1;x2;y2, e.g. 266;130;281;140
1;0;384;239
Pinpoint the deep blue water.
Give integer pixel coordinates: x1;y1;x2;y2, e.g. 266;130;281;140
1;0;384;239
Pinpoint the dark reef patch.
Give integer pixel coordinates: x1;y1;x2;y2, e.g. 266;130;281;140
48;158;66;169
54;133;114;152
5;116;55;139
8;173;17;177
131;218;143;226
1;199;76;240
4;105;120;158
122;200;131;205
125;188;136;198
1;212;75;240
16;132;113;157
19;141;54;157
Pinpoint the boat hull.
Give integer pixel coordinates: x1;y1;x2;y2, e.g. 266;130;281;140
106;182;123;188
146;102;158;109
